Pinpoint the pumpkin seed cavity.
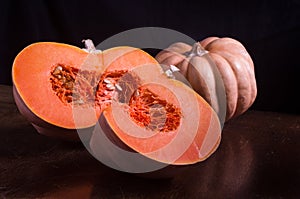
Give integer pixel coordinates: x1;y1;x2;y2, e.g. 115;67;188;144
99;71;182;133
50;64;100;106
95;70;128;110
50;66;181;132
50;66;129;108
129;86;182;133
97;71;182;133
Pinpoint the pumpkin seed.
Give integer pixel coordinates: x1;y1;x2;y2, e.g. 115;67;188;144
106;83;115;90
61;76;66;83
115;83;122;91
103;79;111;84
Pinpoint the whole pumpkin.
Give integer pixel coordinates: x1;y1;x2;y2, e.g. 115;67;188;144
156;37;257;121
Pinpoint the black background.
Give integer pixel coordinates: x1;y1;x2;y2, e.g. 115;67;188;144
0;0;299;114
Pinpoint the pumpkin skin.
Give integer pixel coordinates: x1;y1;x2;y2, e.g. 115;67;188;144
12;40;159;140
90;63;221;168
156;37;257;121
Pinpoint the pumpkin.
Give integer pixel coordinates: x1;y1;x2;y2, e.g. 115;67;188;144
13;39;222;168
12;40;159;140
90;63;221;168
155;37;257;121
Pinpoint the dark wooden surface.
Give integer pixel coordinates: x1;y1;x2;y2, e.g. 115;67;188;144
0;84;299;198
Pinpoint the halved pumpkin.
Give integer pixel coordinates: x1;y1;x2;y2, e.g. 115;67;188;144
12;40;158;140
90;63;222;166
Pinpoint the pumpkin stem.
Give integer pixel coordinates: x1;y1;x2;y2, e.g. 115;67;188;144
188;43;208;57
82;39;102;54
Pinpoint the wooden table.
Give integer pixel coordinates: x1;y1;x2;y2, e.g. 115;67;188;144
0;85;299;198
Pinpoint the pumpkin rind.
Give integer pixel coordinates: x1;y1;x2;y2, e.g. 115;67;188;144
155;37;257;121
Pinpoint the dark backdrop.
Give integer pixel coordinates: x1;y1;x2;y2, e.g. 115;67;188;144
0;0;299;114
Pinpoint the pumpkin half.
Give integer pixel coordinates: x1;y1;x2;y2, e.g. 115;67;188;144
156;37;257;121
90;62;221;166
12;40;158;140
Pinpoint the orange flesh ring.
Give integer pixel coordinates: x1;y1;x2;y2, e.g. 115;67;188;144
12;42;97;129
103;89;221;165
101;66;222;165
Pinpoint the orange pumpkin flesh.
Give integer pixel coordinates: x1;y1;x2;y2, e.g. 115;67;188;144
12;41;158;139
91;64;221;165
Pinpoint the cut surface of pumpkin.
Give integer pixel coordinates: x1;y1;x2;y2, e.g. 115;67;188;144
13;39;222;166
12;40;159;133
92;64;222;165
12;41;101;129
